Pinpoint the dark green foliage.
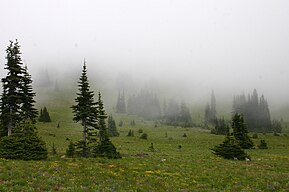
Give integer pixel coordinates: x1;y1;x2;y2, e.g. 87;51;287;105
211;136;250;160
273;132;280;136
127;90;161;120
272;119;282;133
116;91;126;113
95;92;121;159
38;107;51;122
182;133;187;137
211;117;229;135
19;66;38;123
71;62;98;157
233;89;272;132
0;121;47;160
232;113;254;149
74;140;89;157
107;115;119;137
0;40;37;136
252;133;258;139
138;129;143;133
140;133;148;140
258;139;268;149
92;140;121;159
127;129;134;137
66;141;75;158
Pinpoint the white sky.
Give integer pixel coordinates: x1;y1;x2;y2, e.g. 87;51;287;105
0;0;289;104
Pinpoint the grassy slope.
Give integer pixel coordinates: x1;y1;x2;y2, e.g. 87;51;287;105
1;91;289;191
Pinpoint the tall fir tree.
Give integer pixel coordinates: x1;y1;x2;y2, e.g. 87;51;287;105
1;40;25;136
19;65;38;123
71;61;98;157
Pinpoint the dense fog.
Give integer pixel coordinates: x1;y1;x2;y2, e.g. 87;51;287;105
0;0;289;118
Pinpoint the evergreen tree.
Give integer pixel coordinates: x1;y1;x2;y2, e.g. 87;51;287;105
93;92;121;159
231;113;254;149
71;62;98;157
19;65;38;123
0;121;48;160
204;91;217;125
178;102;192;127
272;119;282;133
0;40;25;136
232;89;272;132
116;91;126;113
66;141;75;158
211;135;250;160
38;107;51;122
212;117;229;135
42;107;51;122
107;114;119;137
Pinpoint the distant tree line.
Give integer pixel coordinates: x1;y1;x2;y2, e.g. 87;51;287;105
116;91;126;113
204;91;217;126
163;99;193;127
127;90;161;120
233;89;272;132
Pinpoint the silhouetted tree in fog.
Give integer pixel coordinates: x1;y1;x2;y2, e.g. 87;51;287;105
71;62;98;157
233;89;272;132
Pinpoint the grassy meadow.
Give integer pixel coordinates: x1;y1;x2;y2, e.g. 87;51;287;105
1;92;289;191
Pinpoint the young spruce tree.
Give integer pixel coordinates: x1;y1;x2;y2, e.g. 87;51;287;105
71;62;98;157
232;113;254;149
93;92;121;159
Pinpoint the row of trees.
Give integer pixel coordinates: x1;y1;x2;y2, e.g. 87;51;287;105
204;91;217;125
163;99;193;127
233;89;272;132
126;90;162;120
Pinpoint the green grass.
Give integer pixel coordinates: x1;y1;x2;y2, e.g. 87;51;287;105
1;93;289;191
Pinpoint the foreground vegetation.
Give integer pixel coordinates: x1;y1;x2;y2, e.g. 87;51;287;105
1;109;289;191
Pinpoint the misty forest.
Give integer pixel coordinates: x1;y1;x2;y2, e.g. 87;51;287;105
1;1;289;191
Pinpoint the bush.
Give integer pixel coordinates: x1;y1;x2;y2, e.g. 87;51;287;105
211;136;250;160
252;133;258;139
258;140;268;149
127;130;134;137
66;141;75;158
0;121;48;160
140;133;148;140
92;140;121;159
138;129;143;133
